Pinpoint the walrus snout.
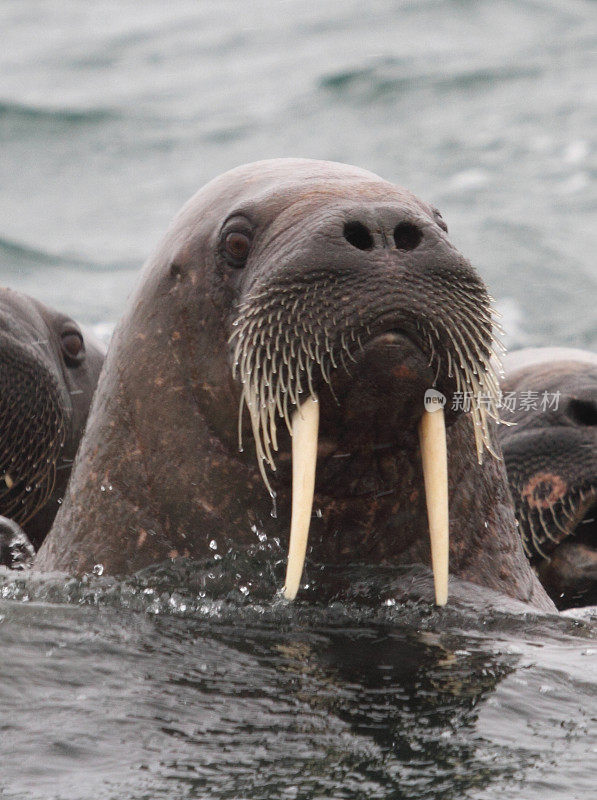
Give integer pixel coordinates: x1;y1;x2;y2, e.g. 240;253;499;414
0;327;68;529
231;188;500;470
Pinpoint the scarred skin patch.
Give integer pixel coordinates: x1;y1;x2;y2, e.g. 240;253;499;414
521;472;567;509
392;364;415;380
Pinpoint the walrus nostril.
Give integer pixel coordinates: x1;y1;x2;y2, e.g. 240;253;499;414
394;222;423;251
567;398;597;426
343;221;374;251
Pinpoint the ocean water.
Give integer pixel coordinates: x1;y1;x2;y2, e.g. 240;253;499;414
1;561;596;800
1;1;596;798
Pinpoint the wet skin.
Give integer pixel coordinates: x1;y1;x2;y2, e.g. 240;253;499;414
35;160;553;610
0;287;105;565
498;348;597;609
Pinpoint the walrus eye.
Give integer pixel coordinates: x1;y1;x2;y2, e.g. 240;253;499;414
224;231;251;268
61;328;85;366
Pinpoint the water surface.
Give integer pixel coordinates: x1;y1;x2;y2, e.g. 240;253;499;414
1;562;596;799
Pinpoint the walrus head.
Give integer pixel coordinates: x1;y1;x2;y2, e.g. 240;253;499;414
498;354;597;608
36;159;551;610
0;288;104;548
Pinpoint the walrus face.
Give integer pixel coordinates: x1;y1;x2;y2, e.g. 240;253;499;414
498;360;597;608
204;160;503;603
0;288;103;541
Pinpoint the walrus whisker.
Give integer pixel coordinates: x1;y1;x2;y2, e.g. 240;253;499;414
537;506;553;547
519;513;533;558
545;503;569;542
529;512;551;560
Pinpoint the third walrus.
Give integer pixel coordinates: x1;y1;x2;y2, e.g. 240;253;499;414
498;347;597;609
35;159;554;611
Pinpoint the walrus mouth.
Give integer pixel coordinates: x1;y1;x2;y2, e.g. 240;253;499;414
230;273;503;605
0;339;67;525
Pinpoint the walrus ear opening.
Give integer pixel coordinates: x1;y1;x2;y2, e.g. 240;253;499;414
169;261;185;280
431;207;448;233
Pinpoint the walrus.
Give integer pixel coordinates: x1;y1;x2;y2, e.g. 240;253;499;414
35;159;553;611
498;347;597;609
0;287;105;564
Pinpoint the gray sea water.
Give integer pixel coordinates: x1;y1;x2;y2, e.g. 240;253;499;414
1;1;596;798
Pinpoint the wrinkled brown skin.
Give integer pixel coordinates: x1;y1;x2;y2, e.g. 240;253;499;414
0;287;105;550
498;348;597;608
36;160;553;611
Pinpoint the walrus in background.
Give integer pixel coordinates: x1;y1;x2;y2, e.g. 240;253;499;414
0;288;105;565
36;159;553;611
498;348;597;609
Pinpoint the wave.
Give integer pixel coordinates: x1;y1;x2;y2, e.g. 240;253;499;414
319;58;541;98
0;99;118;126
0;235;130;273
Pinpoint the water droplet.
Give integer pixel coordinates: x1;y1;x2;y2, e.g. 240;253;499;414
384;598;396;607
315;508;323;518
25;486;32;492
57;498;62;505
100;485;106;492
270;491;277;519
239;585;249;596
93;564;104;576
209;539;218;551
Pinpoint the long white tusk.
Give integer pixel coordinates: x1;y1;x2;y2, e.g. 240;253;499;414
283;395;319;600
418;407;449;606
